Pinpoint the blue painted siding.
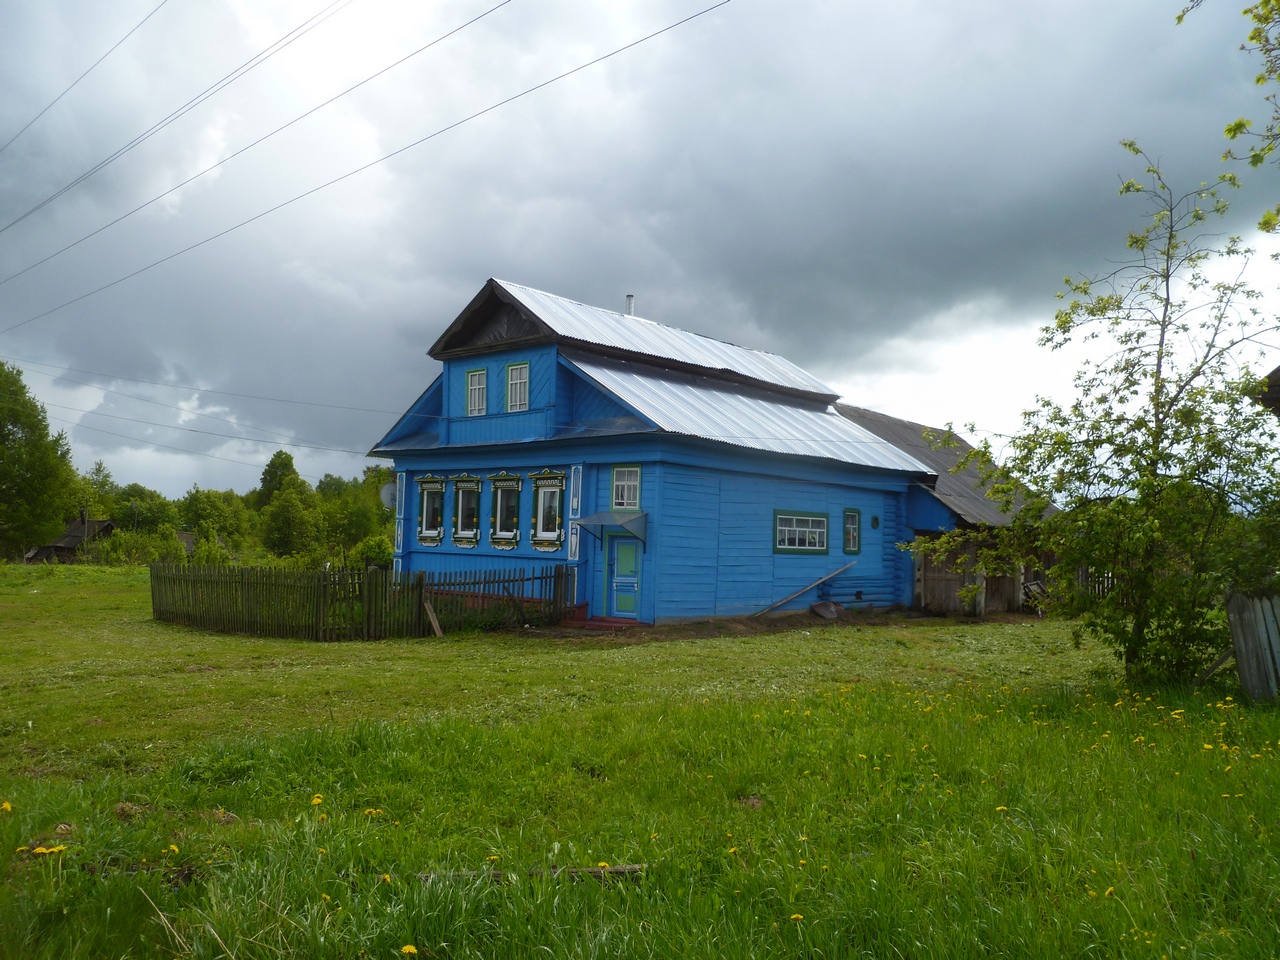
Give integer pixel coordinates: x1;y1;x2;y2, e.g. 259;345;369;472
387;380;924;622
907;485;957;534
441;345;558;444
653;467;720;618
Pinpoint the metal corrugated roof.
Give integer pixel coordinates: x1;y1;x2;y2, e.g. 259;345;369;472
496;280;837;399
568;357;934;474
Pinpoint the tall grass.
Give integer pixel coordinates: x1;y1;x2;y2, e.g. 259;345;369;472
2;681;1276;958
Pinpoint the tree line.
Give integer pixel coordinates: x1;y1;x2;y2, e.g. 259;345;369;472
1;363;392;569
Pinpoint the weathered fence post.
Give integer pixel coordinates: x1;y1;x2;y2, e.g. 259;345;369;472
1225;593;1280;703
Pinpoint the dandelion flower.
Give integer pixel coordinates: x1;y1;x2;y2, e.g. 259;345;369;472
322;893;331;901
169;844;179;854
402;946;418;955
14;846;28;853
381;873;392;883
1105;887;1115;897
996;806;1008;812
598;862;609;868
0;801;12;814
311;794;323;805
486;855;501;863
790;913;804;921
729;847;738;854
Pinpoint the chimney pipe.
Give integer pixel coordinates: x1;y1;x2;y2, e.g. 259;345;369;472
625;294;635;316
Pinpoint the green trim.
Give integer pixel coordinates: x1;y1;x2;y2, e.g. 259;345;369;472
773;509;829;555
610;464;641;512
842;508;862;555
505;362;530;413
465;368;487;417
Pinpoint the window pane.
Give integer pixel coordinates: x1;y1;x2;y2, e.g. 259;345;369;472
467;370;486;416
496;487;519;535
421;489;443;534
508;365;529;412
612;467;640;509
457;488;479;534
537;488;561;537
845;511;859;552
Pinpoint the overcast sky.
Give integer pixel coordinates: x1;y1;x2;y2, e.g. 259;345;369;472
1;0;1277;497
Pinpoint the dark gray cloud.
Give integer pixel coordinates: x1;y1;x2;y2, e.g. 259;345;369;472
0;0;1272;495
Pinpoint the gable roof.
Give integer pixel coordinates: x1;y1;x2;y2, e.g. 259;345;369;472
430;279;838;403
836;405;1011;527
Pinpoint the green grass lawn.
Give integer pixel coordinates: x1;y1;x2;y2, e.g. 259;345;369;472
1;564;1277;958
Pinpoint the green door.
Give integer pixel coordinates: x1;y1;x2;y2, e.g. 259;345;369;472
608;536;640;619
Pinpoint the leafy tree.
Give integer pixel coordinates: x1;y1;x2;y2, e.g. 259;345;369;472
178;486;250;548
261;475;323;558
111;483;178;533
0;362;78;558
348;533;393;569
255;450;300;509
925;147;1280;681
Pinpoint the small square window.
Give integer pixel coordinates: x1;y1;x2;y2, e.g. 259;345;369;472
612;466;640;510
507;364;529;413
466;370;486;417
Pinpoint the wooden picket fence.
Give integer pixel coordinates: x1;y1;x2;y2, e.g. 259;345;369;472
149;564;574;641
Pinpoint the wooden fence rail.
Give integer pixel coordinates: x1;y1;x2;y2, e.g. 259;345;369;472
150;564;573;641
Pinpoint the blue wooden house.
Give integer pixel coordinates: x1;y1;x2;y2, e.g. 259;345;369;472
370;279;940;623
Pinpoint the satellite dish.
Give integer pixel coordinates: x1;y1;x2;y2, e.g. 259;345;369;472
378;480;398;511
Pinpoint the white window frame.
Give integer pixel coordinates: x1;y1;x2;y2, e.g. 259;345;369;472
417;476;445;544
452;477;481;544
774;512;828;553
611;466;640;511
506;363;529;413
489;473;522;546
843;508;861;555
466;369;487;417
530;470;566;548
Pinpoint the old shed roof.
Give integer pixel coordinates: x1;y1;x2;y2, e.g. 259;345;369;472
836;405;1011;526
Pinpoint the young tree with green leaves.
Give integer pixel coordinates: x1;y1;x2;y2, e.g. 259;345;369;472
929;146;1280;681
0;362;78;558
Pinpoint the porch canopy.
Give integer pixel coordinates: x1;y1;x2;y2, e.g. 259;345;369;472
573;511;648;544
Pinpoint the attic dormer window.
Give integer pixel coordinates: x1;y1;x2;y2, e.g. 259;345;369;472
467;369;486;416
507;363;529;413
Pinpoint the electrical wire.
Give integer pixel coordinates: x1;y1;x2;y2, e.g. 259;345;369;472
0;0;735;338
0;0;172;159
0;0;515;289
0;0;359;236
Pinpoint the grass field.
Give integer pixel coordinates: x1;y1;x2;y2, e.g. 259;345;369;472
1;564;1278;958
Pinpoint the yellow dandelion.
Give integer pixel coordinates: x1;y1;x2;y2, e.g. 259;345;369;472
790;913;804;921
0;801;12;814
14;846;28;853
1104;887;1115;897
996;806;1008;812
597;861;609;868
1088;890;1097;898
317;813;327;822
729;847;738;853
650;833;659;840
169;844;179;854
322;893;331;901
799;859;807;866
401;947;418;955
311;794;323;805
381;873;392;883
318;848;327;854
486;855;501;863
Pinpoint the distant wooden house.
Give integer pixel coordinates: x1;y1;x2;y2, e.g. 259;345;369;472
24;513;116;564
371;280;945;623
837;405;1027;614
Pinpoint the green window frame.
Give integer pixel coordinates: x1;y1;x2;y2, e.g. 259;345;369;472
774;510;828;554
611;465;640;511
506;363;529;413
843;508;861;554
466;369;487;417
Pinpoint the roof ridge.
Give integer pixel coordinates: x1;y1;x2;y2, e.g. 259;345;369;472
493;278;797;364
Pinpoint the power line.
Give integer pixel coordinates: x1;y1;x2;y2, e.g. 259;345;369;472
0;0;515;289
0;0;172;159
0;0;359;237
0;0;735;338
0;351;411;413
